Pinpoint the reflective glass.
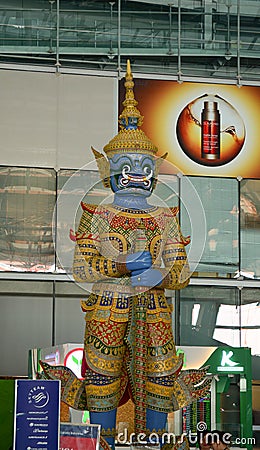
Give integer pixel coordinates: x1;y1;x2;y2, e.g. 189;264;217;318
0;167;56;272
179;285;240;347
240;179;260;279
56;169;109;274
155;174;179;208
181;176;239;277
0;1;259;80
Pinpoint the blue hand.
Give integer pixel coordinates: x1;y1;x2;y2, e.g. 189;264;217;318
126;251;152;271
131;268;163;287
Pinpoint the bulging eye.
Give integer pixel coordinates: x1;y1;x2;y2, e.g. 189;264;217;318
121;164;131;177
144;165;153;176
122;164;131;173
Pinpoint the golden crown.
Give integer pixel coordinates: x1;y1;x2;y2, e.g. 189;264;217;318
103;60;158;157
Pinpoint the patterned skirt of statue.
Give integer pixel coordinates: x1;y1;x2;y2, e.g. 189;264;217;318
40;282;211;414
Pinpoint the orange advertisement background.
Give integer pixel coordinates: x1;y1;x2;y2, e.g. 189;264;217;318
120;79;260;178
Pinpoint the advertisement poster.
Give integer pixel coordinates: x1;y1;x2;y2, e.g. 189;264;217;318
13;379;60;450
119;79;260;178
60;423;100;450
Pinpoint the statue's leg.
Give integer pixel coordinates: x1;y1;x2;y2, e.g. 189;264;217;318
90;409;117;449
146;408;167;445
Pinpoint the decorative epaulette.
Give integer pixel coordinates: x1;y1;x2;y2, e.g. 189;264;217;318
169;206;179;217
182;235;191;246
81;202;98;213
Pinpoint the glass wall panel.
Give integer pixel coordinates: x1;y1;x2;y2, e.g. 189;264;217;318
121;3;171;53
179;285;240;347
214;1;238;57
1;166;260;282
181;176;239;277
0;2;52;49
155;174;179;208
0;167;56;272
59;1;114;52
0;1;260;80
240;179;260;279
56;169;109;274
241;288;260;356
0;280;53;376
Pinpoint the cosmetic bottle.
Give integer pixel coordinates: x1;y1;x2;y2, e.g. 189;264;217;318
201;101;220;160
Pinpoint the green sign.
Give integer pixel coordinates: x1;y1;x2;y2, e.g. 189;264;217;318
203;346;250;374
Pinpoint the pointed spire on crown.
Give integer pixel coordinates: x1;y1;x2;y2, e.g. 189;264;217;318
103;59;158;157
119;59;143;129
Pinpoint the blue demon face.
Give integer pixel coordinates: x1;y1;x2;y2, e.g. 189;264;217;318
109;153;156;196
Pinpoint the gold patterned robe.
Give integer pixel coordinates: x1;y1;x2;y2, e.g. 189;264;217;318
70;202;210;414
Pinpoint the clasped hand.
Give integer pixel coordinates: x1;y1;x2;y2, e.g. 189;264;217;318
126;251;163;287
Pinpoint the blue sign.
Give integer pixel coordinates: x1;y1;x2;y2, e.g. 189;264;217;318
14;379;60;450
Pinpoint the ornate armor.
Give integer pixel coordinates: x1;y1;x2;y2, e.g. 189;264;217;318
40;60;211;448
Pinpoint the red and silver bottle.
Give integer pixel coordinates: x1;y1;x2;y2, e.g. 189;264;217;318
201;100;221;160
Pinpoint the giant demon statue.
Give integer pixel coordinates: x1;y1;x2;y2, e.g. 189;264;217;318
41;61;211;450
